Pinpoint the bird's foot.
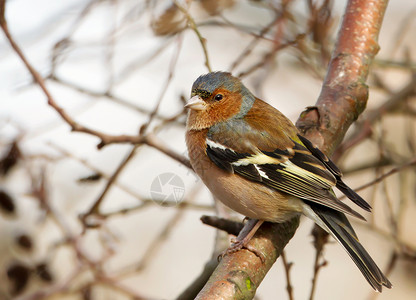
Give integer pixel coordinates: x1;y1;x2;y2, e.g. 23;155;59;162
217;223;266;263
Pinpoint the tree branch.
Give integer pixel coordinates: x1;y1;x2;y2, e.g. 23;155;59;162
297;0;388;154
196;218;300;300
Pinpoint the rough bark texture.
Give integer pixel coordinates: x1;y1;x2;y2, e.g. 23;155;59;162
296;0;388;156
195;219;300;300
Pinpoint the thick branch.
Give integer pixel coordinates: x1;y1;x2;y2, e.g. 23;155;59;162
297;0;388;155
196;219;299;300
196;0;388;298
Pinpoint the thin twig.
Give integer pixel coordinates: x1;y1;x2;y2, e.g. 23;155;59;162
141;35;183;134
281;251;295;300
345;156;416;196
174;1;212;72
309;225;328;300
80;145;140;228
333;72;416;162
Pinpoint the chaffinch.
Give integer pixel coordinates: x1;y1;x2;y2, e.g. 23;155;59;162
185;71;392;292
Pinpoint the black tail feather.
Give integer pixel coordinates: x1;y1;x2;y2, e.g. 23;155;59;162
312;205;392;292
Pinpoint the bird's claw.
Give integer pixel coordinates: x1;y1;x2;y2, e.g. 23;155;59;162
217;240;243;261
217;238;265;263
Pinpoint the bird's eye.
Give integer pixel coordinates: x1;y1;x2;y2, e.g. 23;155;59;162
214;94;223;101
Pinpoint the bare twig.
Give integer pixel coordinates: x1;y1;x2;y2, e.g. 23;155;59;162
174;1;212;72
1;9;192;171
281;251;295;300
309;225;329;300
141;35;183;134
80;145;140;228
345;156;416;196
333;73;416;161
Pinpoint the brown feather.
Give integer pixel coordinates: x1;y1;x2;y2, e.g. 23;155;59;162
243;98;300;151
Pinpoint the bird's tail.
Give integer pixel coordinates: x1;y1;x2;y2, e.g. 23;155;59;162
304;204;392;292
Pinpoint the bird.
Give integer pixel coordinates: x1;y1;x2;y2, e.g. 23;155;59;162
185;71;392;292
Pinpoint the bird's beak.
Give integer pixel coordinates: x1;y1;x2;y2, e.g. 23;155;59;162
185;96;206;111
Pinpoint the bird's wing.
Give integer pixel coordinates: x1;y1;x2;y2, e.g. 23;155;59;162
206;119;365;220
297;135;371;211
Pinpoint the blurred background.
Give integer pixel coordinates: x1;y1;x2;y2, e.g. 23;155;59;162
0;0;415;299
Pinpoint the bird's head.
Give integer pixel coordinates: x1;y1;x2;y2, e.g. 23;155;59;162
185;71;255;130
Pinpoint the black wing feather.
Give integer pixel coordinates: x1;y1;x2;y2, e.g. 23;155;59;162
297;134;372;211
233;164;262;182
206;143;248;173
